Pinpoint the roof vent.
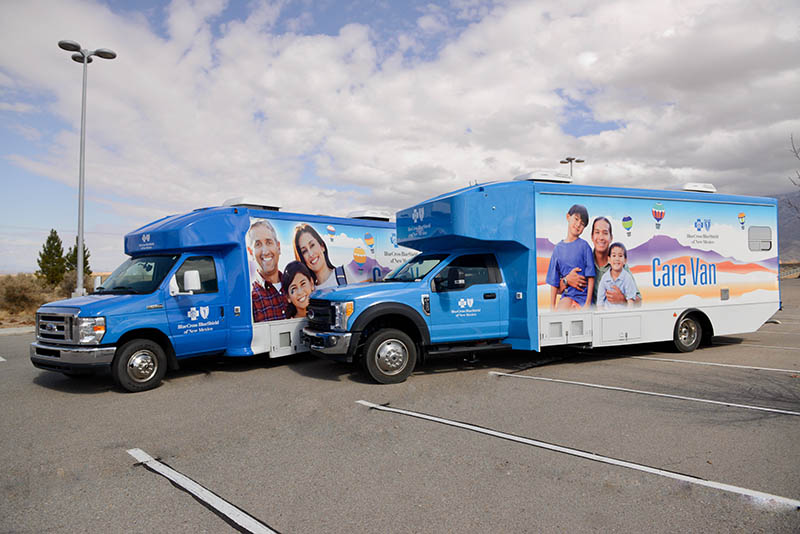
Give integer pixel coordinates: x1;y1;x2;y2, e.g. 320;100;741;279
346;209;391;222
223;197;281;211
513;170;572;183
682;183;717;193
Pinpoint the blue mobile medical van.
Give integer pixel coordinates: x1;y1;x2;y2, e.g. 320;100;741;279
30;201;416;391
303;174;780;383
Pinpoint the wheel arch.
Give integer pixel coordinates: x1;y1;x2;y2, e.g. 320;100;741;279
115;328;178;370
675;308;714;346
351;302;430;360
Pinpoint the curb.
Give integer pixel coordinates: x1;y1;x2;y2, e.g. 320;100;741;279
0;326;35;336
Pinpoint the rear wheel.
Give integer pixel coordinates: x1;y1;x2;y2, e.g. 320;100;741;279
673;315;701;353
362;329;417;384
112;339;167;392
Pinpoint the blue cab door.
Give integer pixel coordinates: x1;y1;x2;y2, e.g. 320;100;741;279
428;253;506;343
165;255;228;356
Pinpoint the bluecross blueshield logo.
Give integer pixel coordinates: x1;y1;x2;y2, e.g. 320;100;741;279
141;233;150;243
411;208;424;223
187;306;209;321
694;218;711;232
458;298;474;308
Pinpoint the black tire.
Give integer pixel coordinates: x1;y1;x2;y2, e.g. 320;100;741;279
362;328;417;384
111;339;167;392
673;315;702;353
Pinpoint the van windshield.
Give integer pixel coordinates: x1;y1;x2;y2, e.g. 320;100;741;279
383;254;448;282
94;255;179;294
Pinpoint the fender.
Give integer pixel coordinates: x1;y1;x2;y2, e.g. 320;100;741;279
351;301;431;346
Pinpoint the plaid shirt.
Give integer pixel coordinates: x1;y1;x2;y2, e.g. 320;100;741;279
251;275;287;322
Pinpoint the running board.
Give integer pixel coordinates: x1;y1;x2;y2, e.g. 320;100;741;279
425;342;511;356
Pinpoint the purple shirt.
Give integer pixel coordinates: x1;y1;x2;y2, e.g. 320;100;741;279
545;238;596;306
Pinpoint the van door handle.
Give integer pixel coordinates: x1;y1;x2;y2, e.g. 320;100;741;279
484;293;496;299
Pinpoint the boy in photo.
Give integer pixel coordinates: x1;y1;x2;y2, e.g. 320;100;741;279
546;204;595;310
597;242;638;309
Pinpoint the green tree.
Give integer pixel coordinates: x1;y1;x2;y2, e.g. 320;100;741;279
65;237;92;277
36;229;67;286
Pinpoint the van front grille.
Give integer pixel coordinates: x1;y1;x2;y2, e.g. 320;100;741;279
37;313;74;342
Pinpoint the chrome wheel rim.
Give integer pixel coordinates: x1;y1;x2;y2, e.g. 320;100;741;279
375;339;409;376
679;319;698;347
127;350;157;383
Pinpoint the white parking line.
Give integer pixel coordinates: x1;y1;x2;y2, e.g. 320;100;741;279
0;357;6;362
488;372;800;417
357;400;800;509
714;342;800;351
752;330;800;335
127;448;278;534
631;356;800;374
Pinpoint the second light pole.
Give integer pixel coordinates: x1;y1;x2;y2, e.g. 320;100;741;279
560;156;584;177
58;40;116;296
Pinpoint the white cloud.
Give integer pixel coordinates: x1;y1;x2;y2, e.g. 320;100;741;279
0;102;35;113
10;123;42;140
0;0;798;273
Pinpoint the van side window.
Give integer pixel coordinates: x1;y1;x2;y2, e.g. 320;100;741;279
176;256;218;293
434;254;502;291
747;226;772;252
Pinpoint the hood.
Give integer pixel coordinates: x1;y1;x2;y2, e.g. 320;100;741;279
38;292;164;317
311;281;426;301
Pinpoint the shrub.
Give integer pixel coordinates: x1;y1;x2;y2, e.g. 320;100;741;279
59;270;96;298
0;274;50;313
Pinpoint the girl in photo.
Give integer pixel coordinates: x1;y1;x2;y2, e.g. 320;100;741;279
293;223;347;289
281;261;315;318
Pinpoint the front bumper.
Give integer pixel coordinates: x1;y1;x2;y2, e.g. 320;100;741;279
30;341;116;372
302;327;356;362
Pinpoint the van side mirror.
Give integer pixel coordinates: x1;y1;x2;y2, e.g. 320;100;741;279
93;275;102;290
169;270;201;296
183;270;201;292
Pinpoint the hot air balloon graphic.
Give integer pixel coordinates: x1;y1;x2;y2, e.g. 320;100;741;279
652;202;665;229
622;216;633;237
353;247;367;271
364;232;375;255
738;212;745;230
326;225;336;242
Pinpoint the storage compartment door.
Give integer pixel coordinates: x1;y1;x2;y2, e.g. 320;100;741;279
600;315;642;344
268;319;308;358
539;313;592;346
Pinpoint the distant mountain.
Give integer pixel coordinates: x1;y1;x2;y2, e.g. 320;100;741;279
536;235;778;270
627;235;777;269
776;190;800;262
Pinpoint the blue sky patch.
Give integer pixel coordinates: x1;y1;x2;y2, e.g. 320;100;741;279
556;88;623;138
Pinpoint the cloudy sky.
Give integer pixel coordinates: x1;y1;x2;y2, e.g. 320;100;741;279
1;0;799;273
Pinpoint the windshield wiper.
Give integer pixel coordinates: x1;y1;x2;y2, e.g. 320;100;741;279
95;285;143;294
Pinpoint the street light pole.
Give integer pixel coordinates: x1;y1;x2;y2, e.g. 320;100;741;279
559;156;585;177
58;40;116;297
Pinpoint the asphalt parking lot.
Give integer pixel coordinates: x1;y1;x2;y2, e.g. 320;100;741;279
2;280;798;533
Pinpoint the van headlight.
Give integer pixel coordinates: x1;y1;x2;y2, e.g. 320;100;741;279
77;317;106;344
331;301;354;331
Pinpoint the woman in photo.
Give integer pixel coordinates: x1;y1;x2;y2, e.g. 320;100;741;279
293;223;347;289
281;261;315;318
